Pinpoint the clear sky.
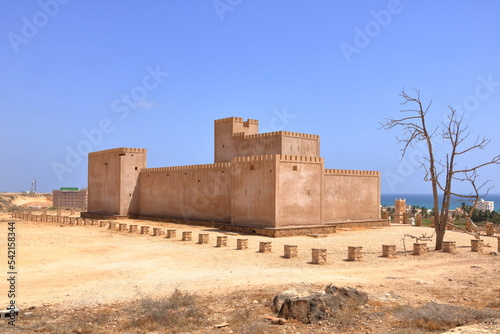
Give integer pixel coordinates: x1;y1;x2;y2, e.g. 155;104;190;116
1;0;499;194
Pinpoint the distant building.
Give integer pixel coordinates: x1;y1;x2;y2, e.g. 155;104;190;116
52;188;88;209
476;198;494;212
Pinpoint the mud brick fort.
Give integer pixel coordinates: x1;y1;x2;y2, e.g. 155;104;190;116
83;117;386;236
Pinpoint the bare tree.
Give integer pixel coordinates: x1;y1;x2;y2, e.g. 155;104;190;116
381;89;500;250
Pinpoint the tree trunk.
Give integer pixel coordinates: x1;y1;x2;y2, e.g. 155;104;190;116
435;221;446;250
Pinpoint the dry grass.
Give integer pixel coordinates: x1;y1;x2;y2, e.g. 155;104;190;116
393;302;500;331
228;305;271;334
126;288;205;332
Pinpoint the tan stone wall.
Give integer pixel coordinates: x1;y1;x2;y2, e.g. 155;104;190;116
276;156;323;227
214;117;320;163
214;117;259;163
87;118;381;231
322;169;380;222
230;155;277;227
88;148;146;216
138;163;231;221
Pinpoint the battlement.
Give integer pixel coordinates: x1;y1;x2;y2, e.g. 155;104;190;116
232;154;323;163
282;131;319;139
215;117;259;125
232;131;319;140
232;155;278;163
279;155;323;163
142;163;231;173
89;147;147;156
325;169;379;176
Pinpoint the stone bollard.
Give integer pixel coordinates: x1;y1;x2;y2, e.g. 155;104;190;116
284;245;298;259
140;226;150;235
403;212;408;224
166;229;177;239
198;233;209;244
75;218;82;225
382;245;396;258
89;219;96;226
312;248;327;265
348;246;363;261
237;239;248;250
485;223;495;236
216;236;228;247
415;214;422;226
471;239;484;252
119;223;127;231
70;209;75;215
442;241;456;253
108;221;116;229
129;225;138;233
259;242;272;253
63;217;69;224
153;227;163;236
430;216;435;228
413;243;427;255
182;231;192;241
498;237;500;252
99;220;106;227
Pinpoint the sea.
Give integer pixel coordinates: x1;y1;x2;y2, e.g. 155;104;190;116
381;194;500;211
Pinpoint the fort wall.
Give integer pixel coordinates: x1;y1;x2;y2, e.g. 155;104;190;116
138;163;231;221
323;169;380;222
231;155;277;227
276;155;324;227
88;148;146;215
214;118;320;163
86;118;382;234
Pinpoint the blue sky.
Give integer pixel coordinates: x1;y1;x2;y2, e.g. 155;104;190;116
1;0;499;194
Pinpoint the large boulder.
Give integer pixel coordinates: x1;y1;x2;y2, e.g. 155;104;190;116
276;285;368;323
271;289;322;313
324;284;368;305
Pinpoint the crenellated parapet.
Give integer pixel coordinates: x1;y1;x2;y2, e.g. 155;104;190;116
142;163;231;173
89;147;146;156
325;169;379;176
232;154;323;164
279;155;323;163
214;117;259;125
232;130;319;140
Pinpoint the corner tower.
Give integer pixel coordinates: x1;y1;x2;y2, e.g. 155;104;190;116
214;117;259;163
87;147;147;216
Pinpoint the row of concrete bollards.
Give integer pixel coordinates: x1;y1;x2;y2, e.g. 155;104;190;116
10;212;499;263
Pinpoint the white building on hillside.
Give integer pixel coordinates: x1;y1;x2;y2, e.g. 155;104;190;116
476;198;494;212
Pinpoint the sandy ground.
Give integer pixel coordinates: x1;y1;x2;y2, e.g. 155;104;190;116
0;212;498;315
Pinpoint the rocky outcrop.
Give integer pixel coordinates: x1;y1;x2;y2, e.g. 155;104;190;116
275;285;368;323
